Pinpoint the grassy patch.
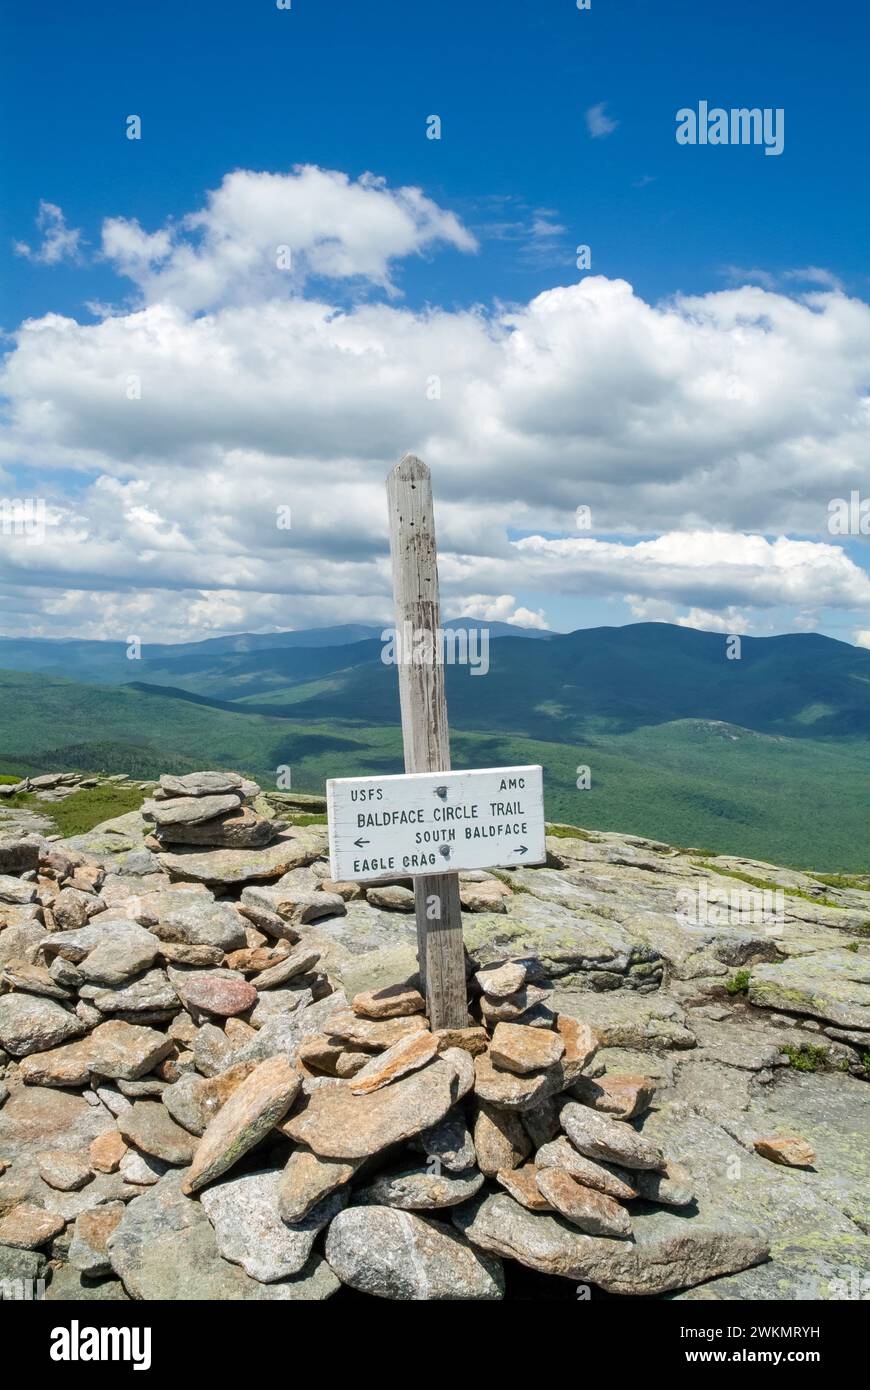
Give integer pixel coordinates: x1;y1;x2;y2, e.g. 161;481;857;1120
0;774;21;785
783;1043;830;1073
725;968;751;995
693;860;844;909
814;873;870;892
546;823;598;841
279;812;327;827
9;784;145;838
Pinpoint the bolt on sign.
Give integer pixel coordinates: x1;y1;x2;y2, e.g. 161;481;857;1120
327;765;546;884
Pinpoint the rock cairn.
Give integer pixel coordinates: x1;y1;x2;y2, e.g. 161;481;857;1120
142;772;273;851
0;773;775;1300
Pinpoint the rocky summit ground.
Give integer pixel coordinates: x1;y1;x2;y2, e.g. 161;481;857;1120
0;770;867;1302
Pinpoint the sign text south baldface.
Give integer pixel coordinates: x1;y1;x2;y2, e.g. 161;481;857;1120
327;765;546;884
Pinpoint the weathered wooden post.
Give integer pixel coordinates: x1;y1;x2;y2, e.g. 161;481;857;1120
386;454;468;1030
327;455;544;1029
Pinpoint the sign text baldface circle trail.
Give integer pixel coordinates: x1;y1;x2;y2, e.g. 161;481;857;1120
327;765;546;884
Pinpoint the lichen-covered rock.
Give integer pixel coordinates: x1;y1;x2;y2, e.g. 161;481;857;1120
0;1202;65;1249
108;1169;339;1299
283;1058;456;1159
453;1193;768;1296
68;1201;125;1276
325;1206;504;1300
749;952;870;1031
162;1063;256;1136
350;1030;437;1095
489;1021;565;1075
415;1111;477;1173
473;1100;532;1176
142;793;243;827
570;1073;657;1120
325;1010;424;1051
354;1163;484;1210
36;1149;92;1192
118;1101;199;1166
535;1136;638;1201
158;830;326;888
19;1019;174;1086
474;1049;564;1111
0;995;85;1057
535;1167;632;1237
183;1054;300;1192
200;1168;345;1282
560;1102;666;1171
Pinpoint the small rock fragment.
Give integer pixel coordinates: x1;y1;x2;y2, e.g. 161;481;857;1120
37;1149;93;1192
475;960;527;998
278;1149;360;1222
351;984;426;1020
489;1021;565;1075
496;1164;552;1211
0;1203;65;1249
753;1135;816;1169
89;1131;129;1174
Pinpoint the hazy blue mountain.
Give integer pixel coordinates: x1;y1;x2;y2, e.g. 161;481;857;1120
228;623;870;741
0;617;548;688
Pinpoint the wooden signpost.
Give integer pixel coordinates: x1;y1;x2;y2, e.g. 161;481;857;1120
325;454;546;1031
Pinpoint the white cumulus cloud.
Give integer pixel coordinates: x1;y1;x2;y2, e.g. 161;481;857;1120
2;166;869;644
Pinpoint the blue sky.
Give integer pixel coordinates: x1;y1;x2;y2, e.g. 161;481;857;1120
1;0;868;644
4;0;869;322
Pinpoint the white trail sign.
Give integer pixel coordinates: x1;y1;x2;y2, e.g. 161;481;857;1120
327;764;545;885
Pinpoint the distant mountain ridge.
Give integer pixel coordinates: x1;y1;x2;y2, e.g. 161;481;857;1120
2;619;870;871
0;617;549;685
2;620;869;740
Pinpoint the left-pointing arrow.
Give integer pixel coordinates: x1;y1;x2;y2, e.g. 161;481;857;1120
354;838;370;848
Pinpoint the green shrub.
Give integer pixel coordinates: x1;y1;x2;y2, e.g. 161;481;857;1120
783;1043;829;1073
725;969;751;994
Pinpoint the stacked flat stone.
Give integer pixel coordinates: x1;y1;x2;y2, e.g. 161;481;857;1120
143;772;273;850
